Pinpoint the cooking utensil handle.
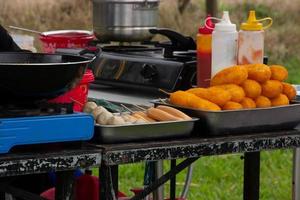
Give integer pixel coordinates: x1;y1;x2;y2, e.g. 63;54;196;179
8;26;42;34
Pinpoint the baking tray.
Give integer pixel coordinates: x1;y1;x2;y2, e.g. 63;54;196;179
92;119;197;144
152;99;300;136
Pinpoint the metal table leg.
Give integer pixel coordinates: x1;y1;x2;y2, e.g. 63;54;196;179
55;170;75;200
153;160;164;200
170;160;176;200
293;148;300;200
111;165;119;197
180;163;194;199
100;162;118;200
243;152;260;200
130;157;199;200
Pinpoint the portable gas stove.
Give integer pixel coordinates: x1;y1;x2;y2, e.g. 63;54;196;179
93;28;197;92
0;103;94;154
55;28;197;106
57;29;197;93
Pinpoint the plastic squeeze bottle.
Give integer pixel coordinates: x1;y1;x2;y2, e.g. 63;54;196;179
197;15;215;87
211;11;238;77
238;10;273;65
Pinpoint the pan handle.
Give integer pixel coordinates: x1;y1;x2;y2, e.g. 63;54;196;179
79;47;101;70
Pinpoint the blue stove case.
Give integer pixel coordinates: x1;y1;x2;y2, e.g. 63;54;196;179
0;113;94;153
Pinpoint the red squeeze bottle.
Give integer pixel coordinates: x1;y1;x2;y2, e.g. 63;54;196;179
197;15;215;87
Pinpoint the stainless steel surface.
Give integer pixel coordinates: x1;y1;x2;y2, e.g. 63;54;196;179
293;148;300;200
89;85;164;106
93;0;159;42
153;160;164;200
93;119;197;143
153;99;300;135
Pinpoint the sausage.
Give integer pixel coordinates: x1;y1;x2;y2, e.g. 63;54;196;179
132;113;150;123
156;105;191;120
134;111;156;122
147;107;182;121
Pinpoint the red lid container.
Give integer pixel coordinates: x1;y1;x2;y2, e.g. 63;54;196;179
39;30;95;53
199;15;215;34
48;69;95;112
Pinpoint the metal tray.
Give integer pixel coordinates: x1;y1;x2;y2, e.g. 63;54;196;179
92;119;197;144
152;99;300;136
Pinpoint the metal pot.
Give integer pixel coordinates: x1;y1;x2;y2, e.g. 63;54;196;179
92;0;159;42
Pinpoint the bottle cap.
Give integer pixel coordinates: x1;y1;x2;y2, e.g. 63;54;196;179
199;15;215;34
241;10;273;31
214;11;236;32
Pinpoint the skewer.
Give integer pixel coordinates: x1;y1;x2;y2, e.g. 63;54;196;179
70;97;84;106
133;104;147;111
158;88;170;95
159;98;168;104
120;104;135;113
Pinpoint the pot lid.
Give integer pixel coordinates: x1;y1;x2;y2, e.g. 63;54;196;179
41;30;94;37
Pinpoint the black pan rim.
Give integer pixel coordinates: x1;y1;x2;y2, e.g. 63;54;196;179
0;52;94;66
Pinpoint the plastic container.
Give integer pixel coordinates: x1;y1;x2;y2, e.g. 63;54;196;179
39;30;95;53
211;11;238;77
237;10;273;65
48;69;95;112
197;15;214;87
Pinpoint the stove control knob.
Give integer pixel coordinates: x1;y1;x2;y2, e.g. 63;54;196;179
140;64;158;80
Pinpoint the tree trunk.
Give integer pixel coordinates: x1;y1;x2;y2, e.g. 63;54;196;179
206;0;218;17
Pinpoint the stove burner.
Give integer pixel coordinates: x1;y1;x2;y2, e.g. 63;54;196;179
0;103;74;118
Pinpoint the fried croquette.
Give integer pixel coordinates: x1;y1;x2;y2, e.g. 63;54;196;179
215;84;245;102
170;91;191;106
255;96;271;108
241;79;262;99
245;64;271;83
271;94;289;106
187;87;231;106
210;65;248;86
187;94;221;111
240;97;256;109
282;82;296;101
170;90;221;111
222;101;243;110
270;65;288;81
261;80;283;98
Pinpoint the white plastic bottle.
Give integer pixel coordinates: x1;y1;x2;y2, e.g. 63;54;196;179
211;11;238;77
237;10;273;65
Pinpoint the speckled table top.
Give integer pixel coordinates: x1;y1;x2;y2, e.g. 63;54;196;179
0;148;102;177
94;129;300;165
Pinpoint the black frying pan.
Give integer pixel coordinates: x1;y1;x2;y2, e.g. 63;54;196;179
0;52;95;103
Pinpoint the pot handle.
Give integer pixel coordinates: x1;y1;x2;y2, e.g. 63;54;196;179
79;47;101;59
149;28;196;58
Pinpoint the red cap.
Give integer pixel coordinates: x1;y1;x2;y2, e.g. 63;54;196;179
199;15;215;34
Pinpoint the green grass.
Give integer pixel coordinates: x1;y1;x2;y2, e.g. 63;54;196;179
93;149;293;199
